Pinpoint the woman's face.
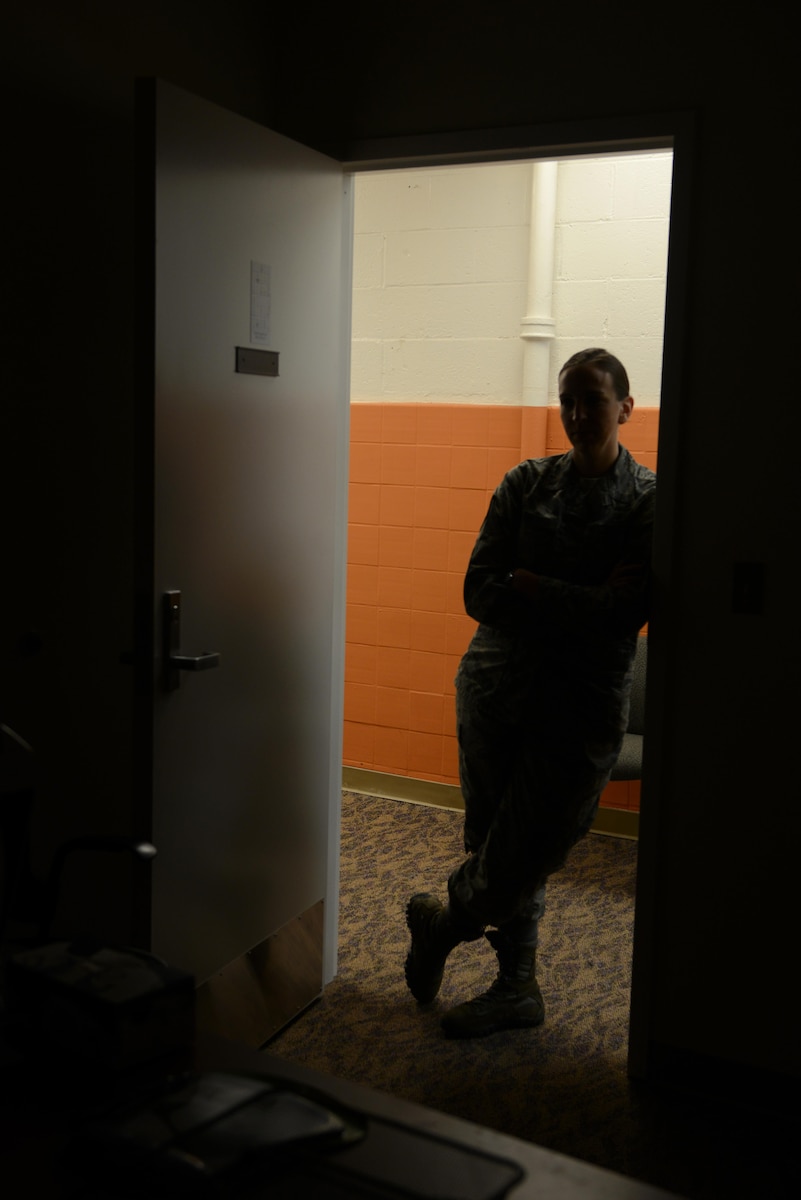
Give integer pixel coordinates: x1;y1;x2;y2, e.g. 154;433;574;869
558;363;632;457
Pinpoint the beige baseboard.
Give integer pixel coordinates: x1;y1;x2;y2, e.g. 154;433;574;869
342;767;639;841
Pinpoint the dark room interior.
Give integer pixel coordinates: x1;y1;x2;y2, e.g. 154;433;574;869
2;3;798;1197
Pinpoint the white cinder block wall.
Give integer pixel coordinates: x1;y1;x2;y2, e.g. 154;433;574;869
351;152;673;406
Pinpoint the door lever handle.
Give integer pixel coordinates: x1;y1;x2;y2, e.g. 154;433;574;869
169;652;221;672
162;591;220;691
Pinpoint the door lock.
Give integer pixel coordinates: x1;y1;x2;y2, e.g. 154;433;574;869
162;590;220;691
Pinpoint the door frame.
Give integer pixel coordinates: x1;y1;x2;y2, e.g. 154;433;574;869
341;109;696;1081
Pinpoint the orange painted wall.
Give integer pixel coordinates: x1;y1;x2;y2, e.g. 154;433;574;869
345;403;660;811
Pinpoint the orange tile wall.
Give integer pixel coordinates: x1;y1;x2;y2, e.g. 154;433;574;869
345;403;660;812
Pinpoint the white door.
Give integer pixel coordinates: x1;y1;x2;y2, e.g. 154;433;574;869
139;80;351;1037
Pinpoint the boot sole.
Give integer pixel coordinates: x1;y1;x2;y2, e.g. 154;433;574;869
441;1011;545;1038
404;894;446;1004
441;1001;545;1039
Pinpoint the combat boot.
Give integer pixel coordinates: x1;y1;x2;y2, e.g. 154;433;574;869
440;928;545;1038
404;893;481;1004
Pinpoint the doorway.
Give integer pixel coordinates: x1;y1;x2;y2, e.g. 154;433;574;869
338;129;688;1079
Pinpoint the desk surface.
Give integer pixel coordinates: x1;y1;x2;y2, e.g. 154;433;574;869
0;1031;683;1199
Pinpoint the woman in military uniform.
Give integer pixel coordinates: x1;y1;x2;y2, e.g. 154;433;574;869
405;348;656;1038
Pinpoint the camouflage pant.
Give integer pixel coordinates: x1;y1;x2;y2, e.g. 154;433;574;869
448;670;626;944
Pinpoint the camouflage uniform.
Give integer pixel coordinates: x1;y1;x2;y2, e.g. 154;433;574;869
449;446;656;942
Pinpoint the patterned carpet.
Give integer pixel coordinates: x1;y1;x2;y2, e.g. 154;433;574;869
266;792;797;1199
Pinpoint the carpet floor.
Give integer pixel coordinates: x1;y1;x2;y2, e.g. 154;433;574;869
266;792;798;1199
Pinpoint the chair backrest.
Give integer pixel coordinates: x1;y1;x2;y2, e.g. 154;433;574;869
628;636;648;734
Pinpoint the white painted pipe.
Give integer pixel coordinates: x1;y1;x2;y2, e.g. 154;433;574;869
520;161;558;406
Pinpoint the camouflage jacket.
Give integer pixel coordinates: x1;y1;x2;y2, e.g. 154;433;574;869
458;446;656;700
